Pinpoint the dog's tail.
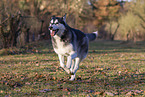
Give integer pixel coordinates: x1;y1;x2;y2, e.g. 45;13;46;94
86;31;98;41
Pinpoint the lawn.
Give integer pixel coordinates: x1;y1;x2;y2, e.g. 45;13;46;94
0;40;145;96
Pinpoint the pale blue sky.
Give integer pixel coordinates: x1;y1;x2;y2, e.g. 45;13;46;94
117;0;132;2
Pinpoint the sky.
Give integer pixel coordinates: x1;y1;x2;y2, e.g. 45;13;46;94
117;0;132;2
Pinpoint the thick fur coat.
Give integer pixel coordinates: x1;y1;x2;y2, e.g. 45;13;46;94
49;15;97;80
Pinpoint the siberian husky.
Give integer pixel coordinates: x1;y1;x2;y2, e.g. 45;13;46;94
48;14;98;81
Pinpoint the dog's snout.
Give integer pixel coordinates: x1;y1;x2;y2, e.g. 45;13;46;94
49;26;53;30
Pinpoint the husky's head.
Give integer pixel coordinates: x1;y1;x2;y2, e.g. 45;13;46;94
49;14;67;36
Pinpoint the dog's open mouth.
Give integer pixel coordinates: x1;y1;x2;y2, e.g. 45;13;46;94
50;29;59;36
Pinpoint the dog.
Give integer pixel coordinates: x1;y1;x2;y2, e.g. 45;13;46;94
48;14;98;81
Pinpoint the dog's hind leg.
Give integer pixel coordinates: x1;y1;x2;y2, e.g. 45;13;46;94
72;57;81;74
66;56;72;69
69;57;81;81
58;54;70;74
70;60;74;73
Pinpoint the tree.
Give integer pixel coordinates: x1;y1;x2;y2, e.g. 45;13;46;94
19;0;46;41
89;0;121;26
130;0;145;32
119;0;145;42
0;12;22;48
0;0;22;48
47;0;93;29
119;12;141;41
89;0;121;40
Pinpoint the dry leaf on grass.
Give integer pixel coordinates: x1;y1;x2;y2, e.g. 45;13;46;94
94;91;105;95
126;90;144;96
105;92;115;96
39;89;53;93
63;88;72;92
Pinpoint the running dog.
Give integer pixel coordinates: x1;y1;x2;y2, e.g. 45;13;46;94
48;14;98;81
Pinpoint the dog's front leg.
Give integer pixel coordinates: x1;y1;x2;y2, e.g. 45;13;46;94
69;57;81;81
58;54;70;74
66;52;77;69
66;56;75;74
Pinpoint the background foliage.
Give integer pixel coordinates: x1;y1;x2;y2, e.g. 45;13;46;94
0;0;145;48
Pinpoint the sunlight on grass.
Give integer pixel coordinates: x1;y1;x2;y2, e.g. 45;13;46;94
0;40;145;96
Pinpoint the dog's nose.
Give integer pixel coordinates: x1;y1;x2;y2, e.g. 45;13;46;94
49;26;53;30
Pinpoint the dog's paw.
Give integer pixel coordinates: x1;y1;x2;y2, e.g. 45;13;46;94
70;72;74;75
69;74;75;81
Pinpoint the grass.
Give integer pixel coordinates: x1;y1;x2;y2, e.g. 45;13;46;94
0;40;145;96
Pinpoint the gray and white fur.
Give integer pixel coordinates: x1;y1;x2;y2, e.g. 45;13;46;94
48;14;98;81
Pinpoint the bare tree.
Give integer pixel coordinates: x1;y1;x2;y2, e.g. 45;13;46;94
0;0;23;48
0;12;22;48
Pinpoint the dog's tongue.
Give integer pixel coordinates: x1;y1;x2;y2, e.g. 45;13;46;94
51;31;55;36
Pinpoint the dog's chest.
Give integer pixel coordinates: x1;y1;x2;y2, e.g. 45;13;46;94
52;36;73;55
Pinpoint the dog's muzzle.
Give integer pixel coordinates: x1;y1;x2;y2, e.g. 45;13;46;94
49;26;59;36
49;26;53;30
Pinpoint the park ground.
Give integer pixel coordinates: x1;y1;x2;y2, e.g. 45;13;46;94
0;40;145;96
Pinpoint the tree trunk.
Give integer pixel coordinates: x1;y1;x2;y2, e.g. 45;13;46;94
10;14;21;47
39;20;44;39
133;31;137;43
13;29;20;47
32;32;35;41
109;21;112;39
111;24;120;41
127;30;130;42
0;27;8;48
26;28;30;43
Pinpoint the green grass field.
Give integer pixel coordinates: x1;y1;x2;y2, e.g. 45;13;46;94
0;40;145;96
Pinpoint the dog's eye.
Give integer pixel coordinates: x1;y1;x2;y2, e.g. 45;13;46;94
55;22;59;24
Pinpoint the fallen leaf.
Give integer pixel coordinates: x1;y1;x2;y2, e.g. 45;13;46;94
63;88;71;92
101;71;106;75
95;68;103;71
94;91;101;95
36;63;39;66
130;90;144;95
100;91;105;95
53;77;56;80
133;90;143;94
133;81;141;84
0;90;3;93
14;88;21;92
86;90;95;93
105;92;115;96
126;91;133;96
25;82;31;85
68;92;71;95
39;89;53;93
118;71;121;74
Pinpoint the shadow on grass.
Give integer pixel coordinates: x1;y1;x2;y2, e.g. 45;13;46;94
0;40;53;56
89;40;145;54
1;40;145;56
0;58;58;64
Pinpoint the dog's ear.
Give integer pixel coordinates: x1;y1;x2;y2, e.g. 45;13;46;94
51;15;55;19
62;13;67;22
